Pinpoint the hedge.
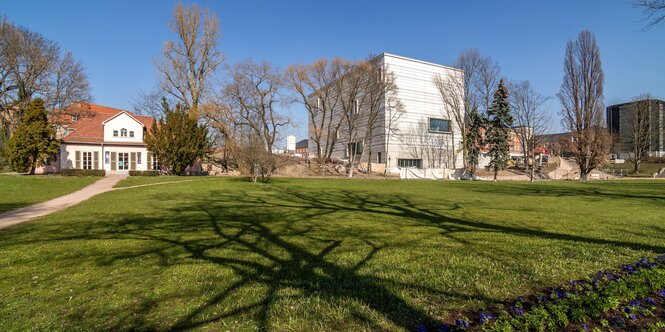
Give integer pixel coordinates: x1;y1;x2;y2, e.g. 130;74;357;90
129;170;160;176
60;169;106;177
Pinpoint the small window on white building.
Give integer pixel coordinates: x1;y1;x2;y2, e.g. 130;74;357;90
121;128;127;137
129;131;134;138
429;118;450;133
398;159;422;168
137;152;142;165
113;130;118;137
105;151;110;164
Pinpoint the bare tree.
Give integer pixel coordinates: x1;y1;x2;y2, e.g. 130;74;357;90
285;59;347;168
557;30;611;181
223;59;290;152
400;120;451;169
509;80;551;182
433;69;465;169
434;49;500;171
628;94;656;173
634;0;665;30
154;4;223;118
216;59;291;180
0;17;91;161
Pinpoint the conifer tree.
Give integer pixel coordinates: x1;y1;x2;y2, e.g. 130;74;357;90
465;105;485;175
145;99;212;175
485;80;513;181
5;98;59;174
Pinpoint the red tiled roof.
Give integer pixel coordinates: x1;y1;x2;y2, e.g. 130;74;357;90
61;103;154;144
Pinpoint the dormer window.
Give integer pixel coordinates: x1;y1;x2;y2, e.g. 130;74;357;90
120;128;127;137
72;115;79;121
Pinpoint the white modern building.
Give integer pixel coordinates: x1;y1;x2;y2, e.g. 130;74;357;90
308;53;464;172
57;103;157;173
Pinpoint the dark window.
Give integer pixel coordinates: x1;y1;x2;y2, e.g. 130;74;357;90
129;131;134;138
120;128;128;137
398;159;422;168
113;130;118;137
348;142;363;156
429;118;450;133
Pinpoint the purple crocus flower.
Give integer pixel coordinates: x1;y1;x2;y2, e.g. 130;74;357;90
455;319;470;327
645;297;656;305
418;324;427;332
479;312;493;324
660;289;665;298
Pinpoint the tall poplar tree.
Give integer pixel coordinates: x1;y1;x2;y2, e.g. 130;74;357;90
485;80;513;181
5;98;59;174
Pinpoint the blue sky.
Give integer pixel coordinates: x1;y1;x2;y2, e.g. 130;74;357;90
2;0;664;139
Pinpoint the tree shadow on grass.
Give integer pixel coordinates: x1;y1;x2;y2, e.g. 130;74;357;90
6;183;665;331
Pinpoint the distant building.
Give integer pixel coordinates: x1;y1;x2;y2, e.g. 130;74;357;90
308;53;464;170
57;103;156;173
606;99;665;158
536;132;575;157
295;139;308;158
286;135;296;153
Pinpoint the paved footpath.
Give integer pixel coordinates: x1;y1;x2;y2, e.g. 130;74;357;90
0;174;127;230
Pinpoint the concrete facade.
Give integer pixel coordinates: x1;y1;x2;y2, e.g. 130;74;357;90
308;53;465;172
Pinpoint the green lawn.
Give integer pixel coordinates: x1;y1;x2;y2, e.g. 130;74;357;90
604;161;665;177
114;175;215;188
0;174;99;213
1;178;664;331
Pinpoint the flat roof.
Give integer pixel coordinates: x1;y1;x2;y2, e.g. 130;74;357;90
371;53;463;73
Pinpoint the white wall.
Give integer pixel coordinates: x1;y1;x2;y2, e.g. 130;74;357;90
307;53;465;171
103;113;145;144
61;143;149;172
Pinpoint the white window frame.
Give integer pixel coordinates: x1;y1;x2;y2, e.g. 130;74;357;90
82;151;92;170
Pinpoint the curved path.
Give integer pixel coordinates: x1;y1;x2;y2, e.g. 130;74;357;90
0;175;127;230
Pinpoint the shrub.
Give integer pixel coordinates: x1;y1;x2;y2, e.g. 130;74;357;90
60;169;106;177
129;170;160;176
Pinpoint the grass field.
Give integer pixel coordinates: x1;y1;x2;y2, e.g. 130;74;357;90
604;161;665;177
0;174;99;213
113;175;215;188
1;178;664;331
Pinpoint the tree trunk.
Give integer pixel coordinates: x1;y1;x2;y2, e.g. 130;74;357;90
29;164;36;175
530;160;535;182
493;168;498;181
580;167;588;181
633;160;640;174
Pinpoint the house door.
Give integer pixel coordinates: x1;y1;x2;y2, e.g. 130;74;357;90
118;153;129;170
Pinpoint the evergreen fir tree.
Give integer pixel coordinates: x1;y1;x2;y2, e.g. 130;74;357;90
485;80;513;181
145;99;212;175
5;98;59;174
465;105;485;175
